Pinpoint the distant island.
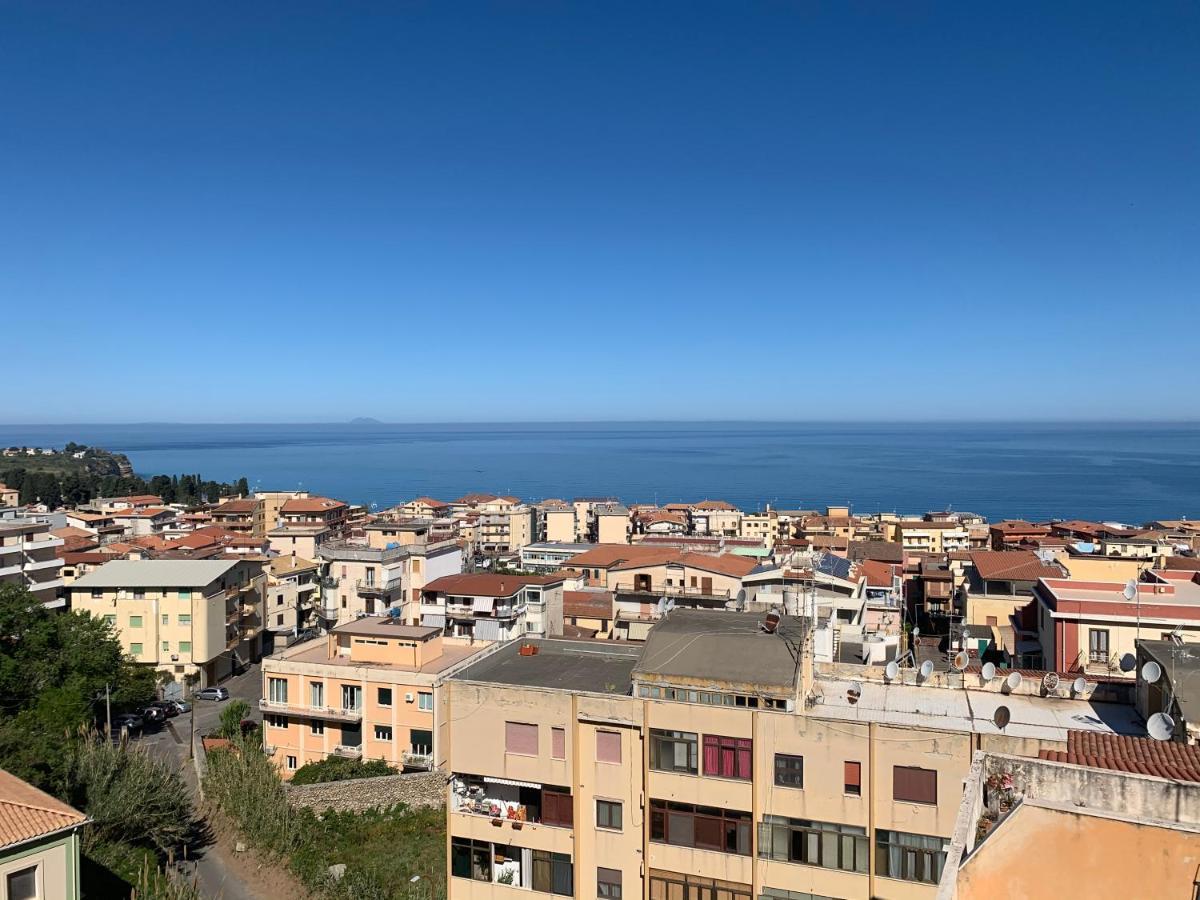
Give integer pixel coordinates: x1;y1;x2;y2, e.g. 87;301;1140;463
348;417;382;425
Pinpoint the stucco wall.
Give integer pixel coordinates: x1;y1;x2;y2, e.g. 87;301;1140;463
283;770;446;814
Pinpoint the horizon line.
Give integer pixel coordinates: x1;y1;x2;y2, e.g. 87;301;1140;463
2;418;1200;428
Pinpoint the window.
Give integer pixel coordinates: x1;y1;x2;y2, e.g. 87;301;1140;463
598;867;622;899
986;615;998;626
102;614;116;626
760;890;838;900
311;720;324;735
311;683;324;708
844;761;862;796
542;789;574;827
875;829;947;884
133;590;146;600
129;615;143;628
375;725;393;741
266;714;287;728
162;641;170;652
411;729;432;754
6;865;37;900
1089;628;1110;663
551;726;566;759
703;734;753;780
532;850;573;896
596;799;622;830
268;678;288;704
758;815;868;873
130;643;142;655
91;589;102;599
774;754;804;787
650;873;750;900
179;641;191;653
178;590;191;600
286;755;297;770
451;837;492;882
418;691;433;711
649;729;697;774
179;613;191;625
505;721;538;755
597;730;621;763
893;766;937;805
162;614;169;625
378;687;393;707
649;799;751;855
341;685;361;711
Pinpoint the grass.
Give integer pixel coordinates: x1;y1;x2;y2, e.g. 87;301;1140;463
204;736;445;899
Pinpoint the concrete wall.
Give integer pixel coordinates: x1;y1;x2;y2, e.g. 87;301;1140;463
284;770;446;814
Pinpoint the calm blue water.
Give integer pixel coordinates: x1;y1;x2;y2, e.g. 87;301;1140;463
0;423;1197;522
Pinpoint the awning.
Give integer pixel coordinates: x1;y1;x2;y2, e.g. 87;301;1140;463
484;776;542;789
1015;639;1042;654
995;625;1017;656
472;596;495;613
421;614;446;628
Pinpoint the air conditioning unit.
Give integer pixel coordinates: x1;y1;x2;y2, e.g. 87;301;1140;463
405;692;415;703
170;654;179;661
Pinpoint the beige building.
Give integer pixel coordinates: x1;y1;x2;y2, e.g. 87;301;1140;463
894;521;970;555
319;537;463;626
0;482;19;508
71;558;265;685
692;500;743;537
255;489;309;531
259;620;489;778
443;610;1144;900
0;515;64;608
279;496;349;535
740;508;779;548
264;556;321;642
421;573;565;641
0;768;88;900
209;498;265;536
539;502;577;544
594;504;630;545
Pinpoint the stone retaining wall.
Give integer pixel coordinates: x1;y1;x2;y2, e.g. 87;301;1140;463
283;770;446;814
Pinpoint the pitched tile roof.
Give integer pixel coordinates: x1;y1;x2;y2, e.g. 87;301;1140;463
564;590;614;618
848;540;905;563
970;550;1064;582
423;573;564;597
0;768;88;850
694;500;738;511
1038;730;1200;783
212;499;258;514
281;497;347;514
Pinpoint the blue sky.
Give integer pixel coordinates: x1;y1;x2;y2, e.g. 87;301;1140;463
2;2;1197;423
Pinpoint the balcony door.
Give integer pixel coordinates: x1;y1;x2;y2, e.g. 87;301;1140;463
341;684;362;711
340;725;362;748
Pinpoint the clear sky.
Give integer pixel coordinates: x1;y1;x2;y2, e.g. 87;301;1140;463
2;2;1197;423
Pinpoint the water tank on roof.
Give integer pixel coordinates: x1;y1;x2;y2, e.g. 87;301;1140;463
386;542;399;550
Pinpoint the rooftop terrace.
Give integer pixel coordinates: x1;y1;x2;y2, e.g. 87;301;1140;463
451;638;640;694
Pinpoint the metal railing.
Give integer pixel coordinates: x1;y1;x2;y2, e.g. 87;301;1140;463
257;699;362;722
614;582;731;600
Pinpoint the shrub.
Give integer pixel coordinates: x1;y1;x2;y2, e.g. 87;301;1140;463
290;756;397;786
217;699;251;739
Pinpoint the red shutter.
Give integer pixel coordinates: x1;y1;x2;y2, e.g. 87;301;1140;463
894;766;937;804
551;727;565;759
597;730;621;763
845;761;862;792
505;722;538;755
702;735;719;775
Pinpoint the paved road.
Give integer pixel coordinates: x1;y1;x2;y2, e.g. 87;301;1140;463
136;664;267;900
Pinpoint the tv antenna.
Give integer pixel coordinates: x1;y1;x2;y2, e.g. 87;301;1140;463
1118;653;1137;673
1071;676;1089;696
1123;578;1140;641
1141;661;1162;684
1041;672;1060;695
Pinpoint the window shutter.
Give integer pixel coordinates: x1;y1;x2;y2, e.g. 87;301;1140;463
597;730;621;763
736;738;753;779
551;726;565;759
702;735;719;775
505;721;538;755
893;765;937;804
845;760;862;791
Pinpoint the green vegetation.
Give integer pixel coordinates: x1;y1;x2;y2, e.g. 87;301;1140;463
217;699;252;739
290;755;398;785
0;583;198;898
1;463;249;509
205;734;444;899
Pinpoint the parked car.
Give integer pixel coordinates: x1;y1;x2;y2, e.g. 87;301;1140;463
112;712;143;734
147;700;179;718
195;686;230;702
138;705;167;726
168;699;191;714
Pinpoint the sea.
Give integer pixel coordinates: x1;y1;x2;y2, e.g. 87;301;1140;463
0;422;1197;523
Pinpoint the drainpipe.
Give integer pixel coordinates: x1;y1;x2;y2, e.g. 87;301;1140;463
868;720;877;898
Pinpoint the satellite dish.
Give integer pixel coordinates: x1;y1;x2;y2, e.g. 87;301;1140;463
735;588;747;610
919;660;935;681
762;611;781;634
1072;676;1089;695
1119;653;1137;673
993;705;1011;730
961;629;971;646
885;660;900;681
847;682;863;705
1148;712;1175;742
912;626;920;639
952;651;969;671
1042;672;1060;693
1123;579;1138;602
1142;661;1162;684
1005;671;1023;692
981;662;997;682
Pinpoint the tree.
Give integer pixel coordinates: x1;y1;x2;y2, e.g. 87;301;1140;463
217;699;251;739
289;756;397;785
235;477;249;497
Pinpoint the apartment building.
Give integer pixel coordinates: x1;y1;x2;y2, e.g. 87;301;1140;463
70;559;266;685
260;620;489;778
209;498;265;536
519;542;593;573
0;482;19;507
443;609;1143;900
740;508;779;548
0;516;64;608
279;497;349;535
961;550;1064;639
1034;570;1200;676
264;556;321;642
93;494;162;512
537;501;577;544
395;497;452;518
108;507;177;537
0;768;88;900
320;538;462;627
894;522;970;555
691;500;742;537
421;573;565;641
988;521;1050;550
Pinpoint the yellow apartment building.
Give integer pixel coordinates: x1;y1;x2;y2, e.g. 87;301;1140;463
259;619;490;777
70;558;265;685
442;609;1145;900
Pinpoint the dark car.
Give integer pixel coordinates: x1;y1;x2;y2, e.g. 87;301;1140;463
112;712;144;734
138;705;167;726
147;700;179;718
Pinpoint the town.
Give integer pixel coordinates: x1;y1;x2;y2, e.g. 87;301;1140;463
1;459;1199;899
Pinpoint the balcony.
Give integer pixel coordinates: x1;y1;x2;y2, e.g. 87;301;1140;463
226;633;242;650
226;608;241;626
449;775;572;828
356;577;404;596
332;744;362;759
22;537;64;552
0;544;23;557
0;564;20;578
403;750;434;770
27;578;64;593
614;581;731;602
257;699;362;722
23;558;62;574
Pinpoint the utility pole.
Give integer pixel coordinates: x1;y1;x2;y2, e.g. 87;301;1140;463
105;684;111;736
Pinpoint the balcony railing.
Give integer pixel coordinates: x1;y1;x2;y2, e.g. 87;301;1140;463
333;744;362;759
226;634;241;650
22;557;61;572
614;582;731;601
0;544;23;556
258;699;362;722
27;577;63;593
356;577;404;595
22;537;64;551
402;750;434;770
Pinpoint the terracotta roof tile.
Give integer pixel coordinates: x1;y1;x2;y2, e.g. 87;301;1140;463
564;591;614;618
423;573;563;597
1037;731;1200;783
970;550;1064;582
0;768;88;850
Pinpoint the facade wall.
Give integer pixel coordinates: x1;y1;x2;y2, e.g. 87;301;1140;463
597;514;629;545
0;832;80;900
543;510;576;544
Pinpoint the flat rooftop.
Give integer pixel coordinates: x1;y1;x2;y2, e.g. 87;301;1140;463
333;618;441;641
273;636;483;674
524;542;593;552
633;609;804;690
811;675;1144;742
452;639;641;694
71;558;240;588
